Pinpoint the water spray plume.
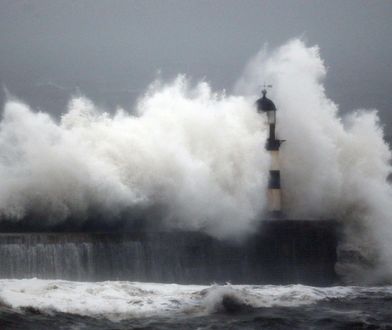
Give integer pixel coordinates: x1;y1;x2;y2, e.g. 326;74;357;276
237;39;392;282
0;39;392;281
0;77;269;239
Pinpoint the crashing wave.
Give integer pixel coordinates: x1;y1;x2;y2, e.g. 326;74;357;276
1;279;386;321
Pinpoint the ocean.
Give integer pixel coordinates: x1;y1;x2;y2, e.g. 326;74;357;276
0;279;391;329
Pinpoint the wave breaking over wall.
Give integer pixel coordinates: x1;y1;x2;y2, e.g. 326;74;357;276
0;39;392;282
0;77;268;240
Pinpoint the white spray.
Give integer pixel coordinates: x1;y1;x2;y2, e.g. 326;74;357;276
236;39;392;282
0;77;269;239
1;39;392;281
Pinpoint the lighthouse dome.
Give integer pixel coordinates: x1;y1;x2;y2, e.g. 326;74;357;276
256;90;276;113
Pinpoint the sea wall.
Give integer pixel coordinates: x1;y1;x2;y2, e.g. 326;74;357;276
0;220;339;285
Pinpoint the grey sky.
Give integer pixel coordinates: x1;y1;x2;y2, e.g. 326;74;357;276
0;0;391;130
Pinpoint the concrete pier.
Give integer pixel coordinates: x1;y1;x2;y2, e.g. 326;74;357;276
0;220;339;285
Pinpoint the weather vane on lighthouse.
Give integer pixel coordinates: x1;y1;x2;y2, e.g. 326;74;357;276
262;83;273;90
256;85;284;218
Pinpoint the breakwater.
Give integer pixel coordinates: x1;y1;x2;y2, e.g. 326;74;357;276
0;220;339;285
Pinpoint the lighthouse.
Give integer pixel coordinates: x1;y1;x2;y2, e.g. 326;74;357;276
256;88;283;218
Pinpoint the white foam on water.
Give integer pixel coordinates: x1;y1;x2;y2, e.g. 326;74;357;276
0;279;373;321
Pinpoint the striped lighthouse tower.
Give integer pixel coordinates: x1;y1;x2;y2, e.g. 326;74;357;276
256;87;284;218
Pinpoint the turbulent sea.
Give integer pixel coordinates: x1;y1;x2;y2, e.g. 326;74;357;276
0;279;391;329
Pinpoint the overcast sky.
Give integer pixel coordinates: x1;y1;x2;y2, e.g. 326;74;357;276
0;0;391;130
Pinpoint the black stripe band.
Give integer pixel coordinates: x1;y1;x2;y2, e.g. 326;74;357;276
268;170;280;189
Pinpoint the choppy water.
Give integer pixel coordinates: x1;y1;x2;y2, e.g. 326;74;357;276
0;279;391;329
